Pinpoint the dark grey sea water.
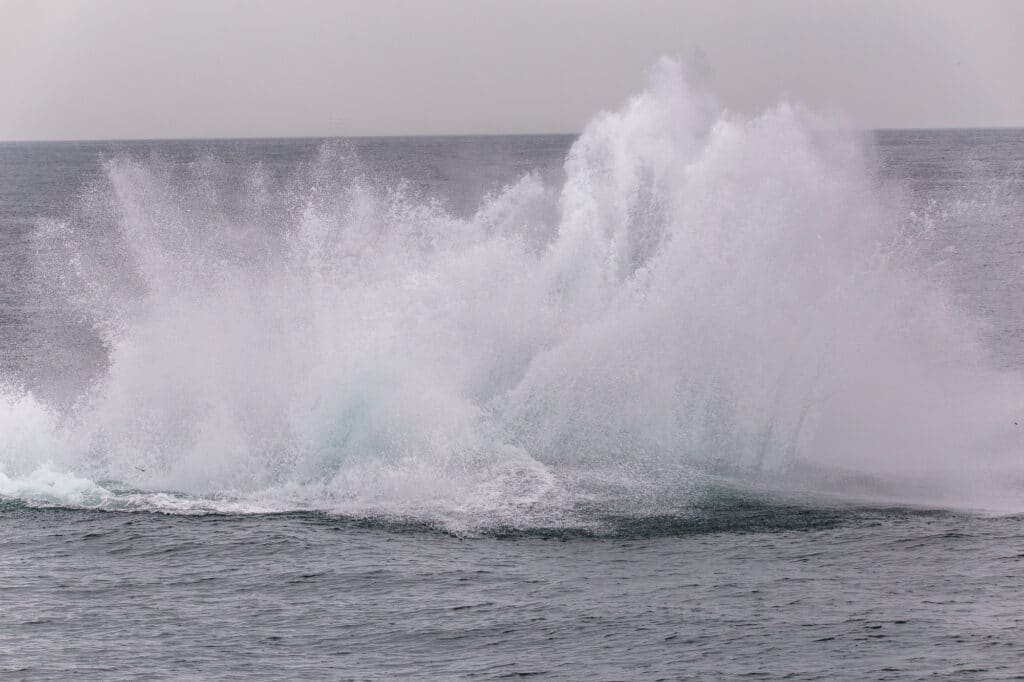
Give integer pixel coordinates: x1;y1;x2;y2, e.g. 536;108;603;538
3;506;1023;680
2;126;1024;680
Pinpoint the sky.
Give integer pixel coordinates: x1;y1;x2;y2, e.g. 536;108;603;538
1;0;1022;140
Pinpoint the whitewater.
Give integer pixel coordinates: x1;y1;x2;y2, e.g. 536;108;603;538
2;59;1023;529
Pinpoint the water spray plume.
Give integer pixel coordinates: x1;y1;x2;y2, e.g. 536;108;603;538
2;59;1021;528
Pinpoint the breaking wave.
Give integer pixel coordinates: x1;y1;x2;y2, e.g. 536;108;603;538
3;59;1023;530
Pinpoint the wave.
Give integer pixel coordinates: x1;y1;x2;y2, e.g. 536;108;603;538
3;58;1023;530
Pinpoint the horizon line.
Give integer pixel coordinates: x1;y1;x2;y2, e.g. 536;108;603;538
1;126;1023;145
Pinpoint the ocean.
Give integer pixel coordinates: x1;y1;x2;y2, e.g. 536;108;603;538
2;66;1024;679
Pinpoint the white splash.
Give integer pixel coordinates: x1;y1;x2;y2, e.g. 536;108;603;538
4;58;1022;525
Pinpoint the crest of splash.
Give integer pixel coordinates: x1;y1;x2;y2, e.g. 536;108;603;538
3;58;1023;526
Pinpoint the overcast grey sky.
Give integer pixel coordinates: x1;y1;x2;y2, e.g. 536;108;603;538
1;0;1022;140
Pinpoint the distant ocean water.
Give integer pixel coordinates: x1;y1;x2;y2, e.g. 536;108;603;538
2;62;1024;678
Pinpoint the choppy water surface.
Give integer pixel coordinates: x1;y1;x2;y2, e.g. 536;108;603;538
3;506;1024;679
2;62;1024;678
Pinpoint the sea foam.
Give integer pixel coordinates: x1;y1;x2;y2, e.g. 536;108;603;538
3;58;1022;526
